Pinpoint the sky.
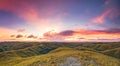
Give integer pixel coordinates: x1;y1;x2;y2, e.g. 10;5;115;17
0;0;120;42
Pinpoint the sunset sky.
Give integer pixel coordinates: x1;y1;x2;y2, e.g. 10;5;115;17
0;0;120;42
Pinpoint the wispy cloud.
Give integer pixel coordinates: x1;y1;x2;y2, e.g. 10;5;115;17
0;0;63;31
92;0;120;24
17;28;25;32
92;10;111;24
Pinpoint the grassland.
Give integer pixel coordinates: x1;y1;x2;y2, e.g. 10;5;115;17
0;42;120;66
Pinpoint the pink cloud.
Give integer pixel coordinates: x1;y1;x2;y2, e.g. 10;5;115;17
104;0;120;19
92;10;111;24
92;0;120;24
0;0;63;30
42;28;120;41
17;28;25;32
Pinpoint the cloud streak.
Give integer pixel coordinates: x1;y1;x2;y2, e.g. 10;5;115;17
92;0;120;24
92;10;111;24
43;28;120;41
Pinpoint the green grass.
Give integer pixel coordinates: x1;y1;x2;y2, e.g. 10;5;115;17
0;42;120;66
0;47;120;66
81;42;120;51
102;48;120;59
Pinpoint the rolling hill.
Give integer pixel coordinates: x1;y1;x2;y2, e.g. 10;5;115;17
0;42;120;66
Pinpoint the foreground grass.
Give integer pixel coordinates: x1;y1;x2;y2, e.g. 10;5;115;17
0;47;119;66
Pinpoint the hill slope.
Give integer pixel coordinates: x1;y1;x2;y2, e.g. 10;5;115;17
0;42;120;66
0;47;120;66
102;48;120;59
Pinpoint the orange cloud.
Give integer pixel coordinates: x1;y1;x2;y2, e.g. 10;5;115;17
0;27;16;40
42;28;120;41
0;27;120;42
0;27;38;41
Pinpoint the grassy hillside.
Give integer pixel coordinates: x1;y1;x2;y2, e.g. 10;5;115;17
0;42;35;52
0;42;79;52
81;42;120;51
80;42;120;59
0;42;120;66
0;47;120;66
0;45;57;59
102;48;120;59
